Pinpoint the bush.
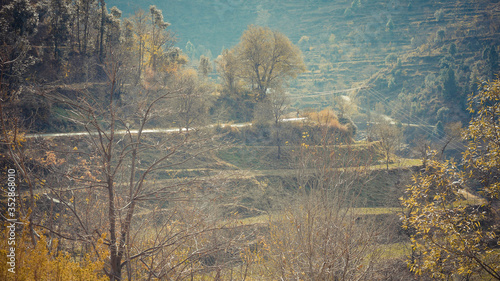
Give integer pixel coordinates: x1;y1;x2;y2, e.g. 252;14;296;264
338;116;358;137
385;53;398;65
434;9;444;22
440;67;457;100
435;29;446;43
425;73;437;88
0;223;108;281
448;42;457;56
387;75;397;89
436;107;450;122
433;120;445;138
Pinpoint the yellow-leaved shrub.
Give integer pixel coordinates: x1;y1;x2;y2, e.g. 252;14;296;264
0;222;108;281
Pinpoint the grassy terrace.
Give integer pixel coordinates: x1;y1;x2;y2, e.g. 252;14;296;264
30;136;475;276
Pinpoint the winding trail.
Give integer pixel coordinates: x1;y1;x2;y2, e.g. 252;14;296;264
25;118;307;139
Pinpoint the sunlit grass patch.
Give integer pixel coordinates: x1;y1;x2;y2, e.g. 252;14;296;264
456;189;486;206
351;207;401;215
369;157;422;170
232;207;401;226
236;213;272;225
379;242;412;259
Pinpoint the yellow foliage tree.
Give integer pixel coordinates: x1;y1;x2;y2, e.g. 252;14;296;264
401;78;500;280
233;25;306;100
129;8;179;82
215;49;241;95
0;223;108;281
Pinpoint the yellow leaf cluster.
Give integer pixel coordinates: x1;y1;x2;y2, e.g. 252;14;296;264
400;78;500;280
0;223;108;281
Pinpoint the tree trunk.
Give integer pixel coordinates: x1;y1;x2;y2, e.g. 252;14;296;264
386;152;390;170
76;4;81;53
99;0;105;62
107;175;122;280
82;1;89;55
276;125;281;159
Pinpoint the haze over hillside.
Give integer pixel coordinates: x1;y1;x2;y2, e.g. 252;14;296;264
109;0;500;127
1;0;499;279
108;0;418;60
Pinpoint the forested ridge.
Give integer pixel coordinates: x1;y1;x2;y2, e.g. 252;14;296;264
0;0;499;280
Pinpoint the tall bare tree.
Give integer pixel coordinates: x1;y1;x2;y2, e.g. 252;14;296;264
372;118;403;170
242;133;387;280
268;88;289;159
36;51;223;280
171;69;212;132
148;5;171;72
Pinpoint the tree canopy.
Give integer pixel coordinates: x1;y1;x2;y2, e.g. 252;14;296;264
232;25;306;100
401;78;500;280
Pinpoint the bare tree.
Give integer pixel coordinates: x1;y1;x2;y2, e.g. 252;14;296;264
332;94;357;119
215;48;243;99
438;121;463;159
172;69;212;132
268;88;289;159
37;52;223;280
372;118;403;170
412;133;431;167
242;134;387;280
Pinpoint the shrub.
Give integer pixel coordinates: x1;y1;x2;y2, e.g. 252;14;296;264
436;107;450;123
0;223;108;281
448;42;457;56
385;53;398;65
435;29;446;43
434;9;444;22
433;120;445;138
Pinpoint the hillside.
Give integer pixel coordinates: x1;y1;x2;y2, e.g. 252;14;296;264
108;0;499;127
2;0;499;279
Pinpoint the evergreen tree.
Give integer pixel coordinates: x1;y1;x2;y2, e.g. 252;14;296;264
198;55;212;78
441;68;458;100
486;46;498;79
49;0;71;60
98;0;106;61
148;5;170;71
435;29;445;43
75;0;96;55
0;0;39;89
448;42;457;56
106;6;122;49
